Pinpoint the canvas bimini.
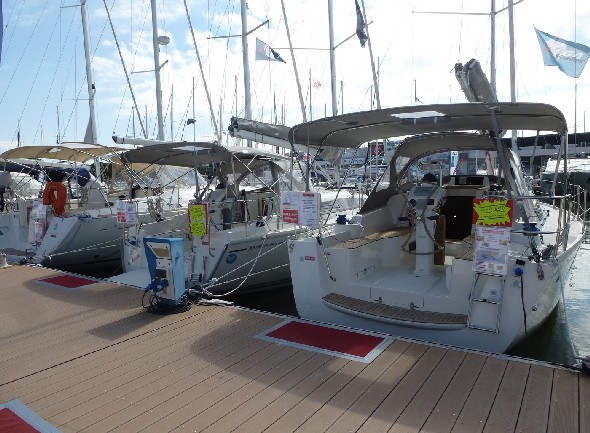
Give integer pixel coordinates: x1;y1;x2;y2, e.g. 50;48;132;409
287;102;586;354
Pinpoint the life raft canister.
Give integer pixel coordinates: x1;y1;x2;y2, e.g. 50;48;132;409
42;181;67;216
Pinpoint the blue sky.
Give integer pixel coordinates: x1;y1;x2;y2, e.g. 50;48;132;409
1;0;589;153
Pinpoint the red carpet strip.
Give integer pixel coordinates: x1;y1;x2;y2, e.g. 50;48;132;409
258;319;393;362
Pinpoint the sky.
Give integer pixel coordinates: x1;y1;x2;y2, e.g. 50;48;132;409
1;0;590;154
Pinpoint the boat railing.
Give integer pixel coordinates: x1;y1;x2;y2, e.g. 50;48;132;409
496;188;585;258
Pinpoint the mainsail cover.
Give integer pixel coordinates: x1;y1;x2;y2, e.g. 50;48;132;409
228;117;343;165
454;59;497;103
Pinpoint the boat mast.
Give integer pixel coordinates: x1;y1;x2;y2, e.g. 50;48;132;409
79;0;101;182
328;0;337;116
360;0;380;109
150;0;165;140
508;0;517;148
80;0;97;145
280;0;307;122
240;0;252;147
490;0;496;93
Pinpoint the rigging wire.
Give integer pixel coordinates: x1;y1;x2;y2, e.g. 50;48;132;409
0;0;25;66
0;0;51;107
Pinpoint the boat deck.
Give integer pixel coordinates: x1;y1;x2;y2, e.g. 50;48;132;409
323;292;468;325
1;264;589;433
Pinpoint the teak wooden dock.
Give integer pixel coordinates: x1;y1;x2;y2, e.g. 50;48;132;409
1;264;589;432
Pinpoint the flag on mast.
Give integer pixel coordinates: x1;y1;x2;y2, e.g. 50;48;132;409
255;38;286;63
355;0;368;48
535;28;590;78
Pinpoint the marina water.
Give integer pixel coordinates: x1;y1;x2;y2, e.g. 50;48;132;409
506;241;590;366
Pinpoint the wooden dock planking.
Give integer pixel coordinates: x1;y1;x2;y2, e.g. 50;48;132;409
54;317;282;431
294;340;418;433
256;353;369;433
28;310;271;413
0;305;225;397
483;360;530;432
356;345;448;433
548;369;579;433
227;356;353;433
419;352;487;433
515;364;553;433
387;349;467;433
322;340;419;433
449;356;507;432
136;343;303;433
581;368;590;433
197;352;333;433
0;264;590;433
164;348;318;433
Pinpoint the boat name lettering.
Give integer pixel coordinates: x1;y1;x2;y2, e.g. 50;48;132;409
247;242;282;251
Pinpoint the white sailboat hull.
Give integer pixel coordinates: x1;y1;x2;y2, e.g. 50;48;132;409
112;218;298;295
0;201;185;271
289;222;582;353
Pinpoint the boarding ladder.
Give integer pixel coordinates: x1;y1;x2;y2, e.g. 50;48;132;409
466;272;505;333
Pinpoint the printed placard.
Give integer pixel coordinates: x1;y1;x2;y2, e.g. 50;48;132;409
472;198;513;226
473;225;510;276
31;198;46;219
116;200;126;223
116;200;137;224
281;191;320;228
124;201;137;224
189;202;209;236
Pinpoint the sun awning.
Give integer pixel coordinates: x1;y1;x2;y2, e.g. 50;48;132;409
0;142;132;164
120;142;290;168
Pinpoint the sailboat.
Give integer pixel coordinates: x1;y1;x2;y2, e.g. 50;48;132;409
110;142;306;295
0;1;193;271
109;138;360;295
0;141;194;270
286;102;585;354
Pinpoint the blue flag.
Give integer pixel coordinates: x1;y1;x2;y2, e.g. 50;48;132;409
255;38;286;64
355;0;368;48
535;28;590;78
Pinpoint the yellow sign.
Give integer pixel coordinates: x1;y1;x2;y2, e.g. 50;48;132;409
188;203;208;236
472;199;513;226
189;204;205;220
190;221;207;236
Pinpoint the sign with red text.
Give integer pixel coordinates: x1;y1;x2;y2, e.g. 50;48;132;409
281;191;320;228
116;200;137;224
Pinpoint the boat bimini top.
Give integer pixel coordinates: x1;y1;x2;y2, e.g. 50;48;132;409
0;142;133;164
287;102;567;149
